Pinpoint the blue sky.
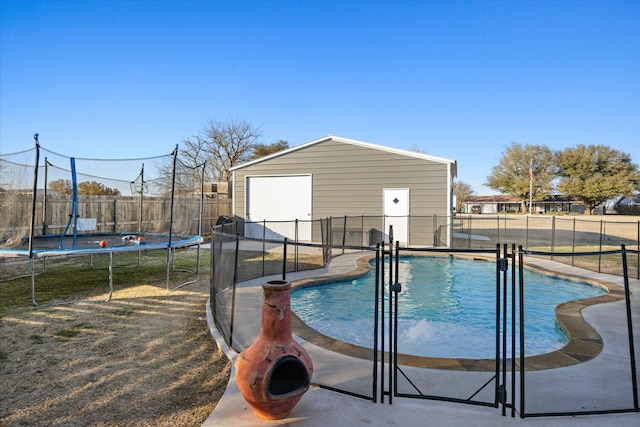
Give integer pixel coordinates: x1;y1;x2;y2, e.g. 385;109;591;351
1;0;638;194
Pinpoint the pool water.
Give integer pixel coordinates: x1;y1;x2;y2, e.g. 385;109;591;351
290;256;606;359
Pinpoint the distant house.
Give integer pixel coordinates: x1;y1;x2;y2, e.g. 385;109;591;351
463;195;522;214
464;195;585;214
599;195;640;215
532;196;585;214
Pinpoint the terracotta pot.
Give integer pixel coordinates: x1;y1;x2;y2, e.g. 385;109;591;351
235;280;313;420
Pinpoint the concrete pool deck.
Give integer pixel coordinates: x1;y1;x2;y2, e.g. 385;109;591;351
204;251;640;426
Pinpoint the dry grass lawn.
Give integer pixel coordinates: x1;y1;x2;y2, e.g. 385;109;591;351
0;255;230;427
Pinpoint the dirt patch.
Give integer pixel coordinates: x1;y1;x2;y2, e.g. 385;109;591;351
0;279;230;426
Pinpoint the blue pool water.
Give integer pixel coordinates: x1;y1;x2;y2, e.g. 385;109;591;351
290;256;607;359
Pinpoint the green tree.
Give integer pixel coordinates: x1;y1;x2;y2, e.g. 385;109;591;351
555;145;639;214
77;181;121;196
252;140;289;159
485;142;555;212
452;181;473;212
49;179;121;195
48;179;72;195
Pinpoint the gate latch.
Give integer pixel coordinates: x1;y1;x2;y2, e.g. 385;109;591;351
498;385;506;404
499;258;508;272
391;282;402;293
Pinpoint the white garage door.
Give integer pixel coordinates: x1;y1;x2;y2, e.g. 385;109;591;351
246;175;312;241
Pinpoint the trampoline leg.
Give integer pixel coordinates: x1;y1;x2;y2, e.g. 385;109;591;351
107;251;113;302
31;253;113;307
30;258;37;306
169;244;202;290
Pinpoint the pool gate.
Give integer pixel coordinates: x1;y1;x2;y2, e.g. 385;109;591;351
375;240;502;410
377;240;638;419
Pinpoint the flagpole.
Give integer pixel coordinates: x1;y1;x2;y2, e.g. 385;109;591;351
529;161;533;214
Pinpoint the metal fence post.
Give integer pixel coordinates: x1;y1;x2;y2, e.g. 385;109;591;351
433;214;437;247
598;220;603;272
620;245;639;410
282;237;287;280
551;216;556;260
262;220;266;278
525;214;529;251
571;217;576;266
209;230;215;317
229;233;240;348
504;214;508;246
320;218;328;264
294;219;299;272
342;215;347;254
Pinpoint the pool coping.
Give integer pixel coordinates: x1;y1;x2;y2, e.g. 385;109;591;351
289;252;626;372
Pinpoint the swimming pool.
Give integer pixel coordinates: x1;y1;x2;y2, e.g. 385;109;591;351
290;256;607;359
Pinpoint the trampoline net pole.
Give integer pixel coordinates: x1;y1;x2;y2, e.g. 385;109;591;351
166;145;178;288
28;136;40;259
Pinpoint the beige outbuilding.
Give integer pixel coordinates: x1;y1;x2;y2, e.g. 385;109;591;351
230;135;457;247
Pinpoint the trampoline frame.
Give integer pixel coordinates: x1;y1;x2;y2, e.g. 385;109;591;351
1;136;207;306
16;233;203;306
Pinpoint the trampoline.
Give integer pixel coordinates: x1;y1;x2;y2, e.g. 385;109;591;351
1;232;203;257
0;135;207;306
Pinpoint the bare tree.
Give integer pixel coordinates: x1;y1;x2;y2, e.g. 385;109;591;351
453;181;474;212
157;119;290;197
201;118;262;182
162;137;214;196
152;119;262;196
411;144;428;154
180;135;215;184
0;160;5;191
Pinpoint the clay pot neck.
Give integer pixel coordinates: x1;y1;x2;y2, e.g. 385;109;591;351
260;280;293;341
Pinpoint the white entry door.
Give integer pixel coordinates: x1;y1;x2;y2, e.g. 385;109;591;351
383;188;409;245
245;175;312;241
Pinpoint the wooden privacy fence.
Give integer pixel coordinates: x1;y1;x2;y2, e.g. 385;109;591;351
0;194;232;237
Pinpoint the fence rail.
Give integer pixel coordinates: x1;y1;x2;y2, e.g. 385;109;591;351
217;214;640;279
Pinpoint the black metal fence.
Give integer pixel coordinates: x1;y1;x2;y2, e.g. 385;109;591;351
511;245;638;417
454;214;640;279
209;217;639;419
